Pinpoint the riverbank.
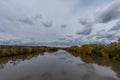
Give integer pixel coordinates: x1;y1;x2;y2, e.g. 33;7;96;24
65;42;120;61
0;45;59;57
0;41;120;61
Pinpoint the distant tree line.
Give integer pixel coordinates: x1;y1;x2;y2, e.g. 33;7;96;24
0;45;58;57
0;41;120;61
65;42;120;61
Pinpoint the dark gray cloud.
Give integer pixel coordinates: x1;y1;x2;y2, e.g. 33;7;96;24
78;17;93;35
96;33;116;40
77;0;120;42
95;1;120;23
58;38;66;41
42;21;53;28
67;35;73;38
79;18;91;26
78;0;120;33
34;15;42;20
76;26;92;35
18;18;34;25
61;24;67;28
109;21;120;31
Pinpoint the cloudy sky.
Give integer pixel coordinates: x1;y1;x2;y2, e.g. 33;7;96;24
0;0;120;45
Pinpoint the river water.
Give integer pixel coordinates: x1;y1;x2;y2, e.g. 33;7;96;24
0;50;119;80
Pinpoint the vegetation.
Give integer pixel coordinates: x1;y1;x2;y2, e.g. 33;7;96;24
0;49;59;69
0;41;120;61
66;49;120;78
65;42;120;61
0;42;120;77
63;42;120;77
0;45;58;57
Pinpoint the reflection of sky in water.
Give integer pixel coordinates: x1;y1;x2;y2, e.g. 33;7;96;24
0;50;119;80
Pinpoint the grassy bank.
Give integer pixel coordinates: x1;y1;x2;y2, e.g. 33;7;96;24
0;41;120;61
65;42;120;61
0;45;59;57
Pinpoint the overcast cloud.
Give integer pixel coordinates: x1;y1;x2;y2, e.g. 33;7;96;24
0;0;120;45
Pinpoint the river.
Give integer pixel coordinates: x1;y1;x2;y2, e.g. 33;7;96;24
0;50;119;80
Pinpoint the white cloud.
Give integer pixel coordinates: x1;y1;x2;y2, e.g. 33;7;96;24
95;0;120;23
0;0;119;45
0;0;80;42
76;0;120;44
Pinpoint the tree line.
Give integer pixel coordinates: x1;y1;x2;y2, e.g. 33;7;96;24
65;42;120;61
0;41;120;61
0;45;58;57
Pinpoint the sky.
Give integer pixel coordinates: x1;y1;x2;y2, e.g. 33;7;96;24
0;0;120;45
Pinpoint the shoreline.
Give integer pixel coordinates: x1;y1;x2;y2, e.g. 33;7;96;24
0;42;120;61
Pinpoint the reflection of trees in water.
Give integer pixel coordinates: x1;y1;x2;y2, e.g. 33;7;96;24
0;49;58;69
0;47;120;79
0;54;38;69
66;50;120;78
9;60;22;66
0;64;4;69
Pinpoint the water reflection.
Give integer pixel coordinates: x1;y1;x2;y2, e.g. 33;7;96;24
67;50;120;78
0;50;119;80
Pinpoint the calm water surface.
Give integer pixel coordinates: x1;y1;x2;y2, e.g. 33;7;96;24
0;50;120;80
